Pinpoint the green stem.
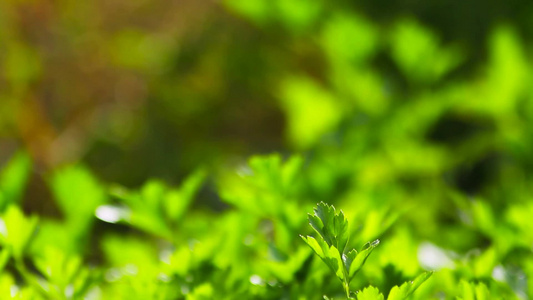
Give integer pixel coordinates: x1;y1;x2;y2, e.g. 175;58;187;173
343;280;350;299
341;257;351;299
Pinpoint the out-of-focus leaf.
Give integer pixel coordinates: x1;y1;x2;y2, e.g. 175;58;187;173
164;168;206;221
390;19;463;83
186;282;213;300
108;169;205;238
101;234;159;273
0;151;31;210
219;154;303;219
321;13;378;65
483;25;528;115
223;0;271;25
0;205;38;259
0;274;15;298
280;77;343;149
33;246;94;297
107;184;172;237
50;165;106;235
165;245;193;277
472;247;498;278
275;0;322;33
457;280;491;300
471;200;495;236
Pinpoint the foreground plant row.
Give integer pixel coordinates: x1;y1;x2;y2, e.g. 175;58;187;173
0;151;530;299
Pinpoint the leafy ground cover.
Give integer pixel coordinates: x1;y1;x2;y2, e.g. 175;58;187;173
0;151;531;299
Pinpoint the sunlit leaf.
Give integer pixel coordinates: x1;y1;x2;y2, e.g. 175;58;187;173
390;18;463;83
387;272;433;300
164;168;206;221
50;165;106;235
348;240;379;279
0;205;38;259
280;77;343;149
357;286;384;300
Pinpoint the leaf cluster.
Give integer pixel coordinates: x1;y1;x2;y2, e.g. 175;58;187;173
302;202;432;299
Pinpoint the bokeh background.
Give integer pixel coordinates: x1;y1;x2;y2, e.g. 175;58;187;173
3;0;533;236
3;0;533;189
3;0;533;237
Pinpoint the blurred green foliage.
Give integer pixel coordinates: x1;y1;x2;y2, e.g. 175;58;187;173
1;0;533;299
